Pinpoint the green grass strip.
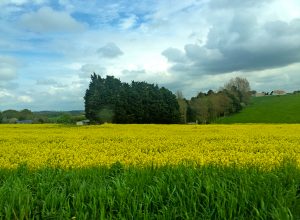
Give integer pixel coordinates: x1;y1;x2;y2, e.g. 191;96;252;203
0;162;300;219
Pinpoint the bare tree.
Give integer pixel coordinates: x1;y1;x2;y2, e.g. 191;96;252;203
224;77;251;105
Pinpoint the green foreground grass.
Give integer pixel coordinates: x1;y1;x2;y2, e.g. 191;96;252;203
216;94;300;123
1;163;300;219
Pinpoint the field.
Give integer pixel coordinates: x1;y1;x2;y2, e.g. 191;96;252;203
1;124;300;219
2;124;300;169
216;94;300;123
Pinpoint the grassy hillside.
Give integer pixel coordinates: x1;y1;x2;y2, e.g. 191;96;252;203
216;94;300;123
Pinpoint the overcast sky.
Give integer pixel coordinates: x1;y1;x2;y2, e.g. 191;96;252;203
1;0;300;111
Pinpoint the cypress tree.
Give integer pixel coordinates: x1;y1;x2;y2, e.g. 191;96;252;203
84;73;180;124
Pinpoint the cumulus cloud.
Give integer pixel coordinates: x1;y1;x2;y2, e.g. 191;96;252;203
0;89;14;98
18;95;33;103
162;17;300;76
20;6;85;33
0;90;33;110
0;67;17;81
27;86;85;110
162;48;187;63
97;43;124;58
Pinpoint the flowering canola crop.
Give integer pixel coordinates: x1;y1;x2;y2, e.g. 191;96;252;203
0;124;300;169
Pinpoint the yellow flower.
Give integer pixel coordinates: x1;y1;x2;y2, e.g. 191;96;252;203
0;124;299;170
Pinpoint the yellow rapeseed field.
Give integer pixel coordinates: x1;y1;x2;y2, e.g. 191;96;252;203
0;124;300;169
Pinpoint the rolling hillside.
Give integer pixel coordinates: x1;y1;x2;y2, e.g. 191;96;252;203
216;93;300;123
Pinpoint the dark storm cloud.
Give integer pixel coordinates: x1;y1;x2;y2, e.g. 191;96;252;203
162;17;300;75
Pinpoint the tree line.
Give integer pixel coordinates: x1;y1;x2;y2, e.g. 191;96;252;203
0;109;85;124
84;74;252;124
84;73;180;124
0;75;253;124
177;77;251;124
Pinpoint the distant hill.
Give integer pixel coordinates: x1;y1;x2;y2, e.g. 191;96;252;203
215;94;300;123
34;110;84;117
33;110;85;124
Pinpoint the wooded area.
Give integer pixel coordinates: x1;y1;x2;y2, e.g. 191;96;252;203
84;73;180;124
84;73;251;124
179;77;252;124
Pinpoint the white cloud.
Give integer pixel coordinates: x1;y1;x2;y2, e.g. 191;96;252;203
0;56;18;81
247;63;300;92
119;14;138;30
263;0;300;22
0;89;14;98
20;6;85;33
18;95;33;103
161;5;300;76
0;67;17;81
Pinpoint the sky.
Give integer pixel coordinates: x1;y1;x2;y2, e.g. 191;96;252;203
0;0;300;111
